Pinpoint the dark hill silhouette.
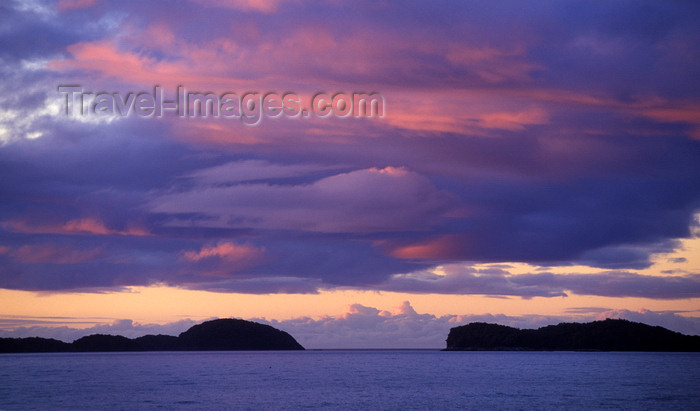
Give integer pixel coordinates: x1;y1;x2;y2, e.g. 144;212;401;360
0;336;71;353
179;319;304;350
0;319;304;353
445;319;700;351
72;334;137;352
134;334;181;351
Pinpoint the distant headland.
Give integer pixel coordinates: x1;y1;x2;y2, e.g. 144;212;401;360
0;319;304;353
445;319;700;351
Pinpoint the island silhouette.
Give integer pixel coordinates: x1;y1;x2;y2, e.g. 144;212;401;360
445;319;700;351
0;319;304;352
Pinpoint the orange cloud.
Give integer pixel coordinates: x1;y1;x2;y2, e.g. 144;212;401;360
388;234;467;260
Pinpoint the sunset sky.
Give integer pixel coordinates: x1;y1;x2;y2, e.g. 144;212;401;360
1;0;699;348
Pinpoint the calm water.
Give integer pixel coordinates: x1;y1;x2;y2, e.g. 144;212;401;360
1;351;699;410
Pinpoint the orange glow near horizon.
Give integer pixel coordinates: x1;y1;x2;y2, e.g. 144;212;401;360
1;286;699;332
1;232;698;331
2;235;699;330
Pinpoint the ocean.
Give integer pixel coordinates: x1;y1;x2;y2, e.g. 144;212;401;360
1;350;698;410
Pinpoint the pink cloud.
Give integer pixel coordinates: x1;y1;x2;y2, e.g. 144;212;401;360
478;108;548;131
57;0;97;12
182;241;265;263
49;13;540;94
386;234;469;260
383;90;551;135
139;22;177;51
643;105;700;139
51;40;246;90
62;218;149;236
189;0;289;13
51;41;192;87
2;218;149;237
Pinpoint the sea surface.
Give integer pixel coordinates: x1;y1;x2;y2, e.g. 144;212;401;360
1;350;699;410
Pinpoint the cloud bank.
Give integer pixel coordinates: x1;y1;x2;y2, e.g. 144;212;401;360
0;0;699;299
2;302;699;349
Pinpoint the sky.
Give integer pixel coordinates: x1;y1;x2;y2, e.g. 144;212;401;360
1;0;699;348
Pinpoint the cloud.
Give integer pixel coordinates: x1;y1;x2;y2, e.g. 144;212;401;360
185;160;337;185
0;317;197;342
182;241;264;262
189;0;289;13
57;0;97;13
0;0;699;295
177;241;266;278
8;244;102;264
5;302;698;348
2;218;149;236
50;40;216;88
150;166;454;233
377;264;700;299
592;308;700;336
258;302;700;348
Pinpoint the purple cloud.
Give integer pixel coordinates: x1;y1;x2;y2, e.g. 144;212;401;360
378;265;700;299
0;0;699;297
149;166;454;233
